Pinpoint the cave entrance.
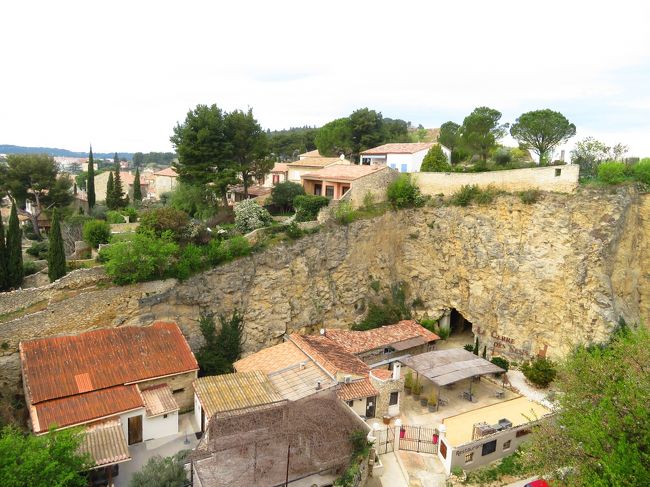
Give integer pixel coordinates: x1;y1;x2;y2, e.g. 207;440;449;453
449;308;472;336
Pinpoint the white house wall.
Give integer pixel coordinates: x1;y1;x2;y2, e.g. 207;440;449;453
347;397;368;417
120;408;179;443
194;393;202;431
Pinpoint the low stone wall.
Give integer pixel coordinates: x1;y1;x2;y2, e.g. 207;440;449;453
347;167;399;208
415;164;579;196
110;222;139;233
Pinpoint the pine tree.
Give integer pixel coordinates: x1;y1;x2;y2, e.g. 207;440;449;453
87;146;96;209
0;214;8;291
482;345;487;359
473;337;479;355
132;167;142;203
113;152;119;166
112;163;128;208
47;208;67;283
6;202;23;289
106;172;115;209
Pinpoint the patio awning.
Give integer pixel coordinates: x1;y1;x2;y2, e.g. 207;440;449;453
79;420;131;469
391;336;427;351
400;349;505;387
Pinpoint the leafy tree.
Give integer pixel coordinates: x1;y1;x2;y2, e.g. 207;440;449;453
132;152;144;169
6;203;23;289
510;109;576;165
170;104;238;206
169;182;220;220
105;172;115;209
225;108;270;197
315;117;353;158
382;118;410;143
525;327;650;486
270;181;305;212
4;154;73;238
132;167;142;203
87;146;95;209
348;108;386;161
460;107;508;162
138;207;190;241
522;357;557;387
0;214;8;291
0;426;91;487
196;310;245;376
571;136;615;178
293;194;330;222
82;220;111;248
268;126;318;161
420;145;451;172
47;209;67;283
386;174;424;209
128;451;189;487
438;121;461;153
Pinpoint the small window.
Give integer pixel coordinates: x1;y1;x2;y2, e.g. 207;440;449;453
555;168;561;177
482;439;497;456
390;163;397;169
383;347;392;354
400;164;408;173
163;414;168;419
503;440;511;450
172;388;185;394
362;157;371;165
346;400;354;407
464;452;474;463
389;391;399;406
516;428;531;438
325;186;334;198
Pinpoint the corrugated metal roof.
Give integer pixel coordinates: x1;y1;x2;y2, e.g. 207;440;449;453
140;384;179;417
268;361;336;401
20;322;198;405
401;349;505;387
193;371;285;418
79;420;131;468
32;385;143;433
337;379;378;401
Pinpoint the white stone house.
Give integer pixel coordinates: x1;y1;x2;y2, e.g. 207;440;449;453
360;142;451;173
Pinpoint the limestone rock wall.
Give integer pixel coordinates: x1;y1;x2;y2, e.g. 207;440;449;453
1;188;648;413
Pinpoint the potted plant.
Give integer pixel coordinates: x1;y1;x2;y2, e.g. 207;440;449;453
412;380;422;400
427;392;437;412
404;371;413;395
420;393;428;407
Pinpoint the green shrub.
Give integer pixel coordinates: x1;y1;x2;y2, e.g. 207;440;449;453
434;326;451;340
294;194;330;222
26;241;49;259
106;210;126;224
370;280;380;292
597;161;628;184
387;174;424;209
419;319;436;332
284;222;303;240
493;147;512;165
632;158;650;185
174;244;205;280
450;184;479;206
353;283;411;331
420;145;451;172
138;207;190;240
83;220;111;248
522;357;557;387
270;181;305;211
121;206;138;223
333;201;355;225
102;230;179;285
205;236;251;266
23;261;40;276
233;199;272;234
90;204;107;220
473;185;500;205
491;356;510;372
362;191;375;209
463;344;475;352
519;189;540;204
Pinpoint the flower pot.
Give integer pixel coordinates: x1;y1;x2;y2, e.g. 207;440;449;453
413;393;421;400
382;415;391;425
404;386;412;395
420;398;428;407
428;403;437;412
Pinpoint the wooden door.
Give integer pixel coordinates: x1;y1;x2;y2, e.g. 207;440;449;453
128;415;143;445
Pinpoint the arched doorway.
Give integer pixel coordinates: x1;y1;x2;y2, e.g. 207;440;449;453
438;307;474;349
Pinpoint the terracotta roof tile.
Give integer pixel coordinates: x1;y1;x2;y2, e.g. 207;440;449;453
361;142;435;155
337;378;378;401
20;322;198;405
370;369;393;381
154;167;178;177
289;157;351;168
234;341;308;373
140;384;179;417
289;334;369;377
32;385;143;433
118;172;149;186
79;420;131;467
325;320;439;355
301;165;387;182
298;149;322;158
271;163;289;173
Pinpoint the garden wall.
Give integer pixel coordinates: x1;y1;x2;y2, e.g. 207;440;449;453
415;164;579;196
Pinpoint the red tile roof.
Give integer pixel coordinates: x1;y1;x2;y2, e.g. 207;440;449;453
289;334;369;377
119;172;149;187
325;320;439;355
32;385;143;433
298;149;322;158
271;163;289;173
370;369;393;381
20;322;198;405
361;142;435;155
301;164;387;182
337;378;378;401
154;167;179;177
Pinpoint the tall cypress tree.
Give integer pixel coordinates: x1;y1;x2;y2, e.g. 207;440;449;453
113;152;119;166
6;202;23;289
0;214;8;291
87;146;96;209
106;172;115;209
47;209;67;283
112;163;127;208
133;167;142;203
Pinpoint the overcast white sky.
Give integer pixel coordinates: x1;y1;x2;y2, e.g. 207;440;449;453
1;0;649;156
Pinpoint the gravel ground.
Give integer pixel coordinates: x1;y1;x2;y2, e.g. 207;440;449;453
506;370;555;409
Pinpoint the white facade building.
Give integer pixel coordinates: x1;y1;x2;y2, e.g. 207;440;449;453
360;142;451;173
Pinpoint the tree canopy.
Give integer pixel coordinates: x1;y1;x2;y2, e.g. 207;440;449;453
128;452;189;487
196;311;245;376
510;109;576;164
270;181;305;211
87;147;95;209
438;121;461;152
267;126;317;161
460;107;508;161
47;208;67;283
420;145;451;172
0;426;91;487
525;325;650;485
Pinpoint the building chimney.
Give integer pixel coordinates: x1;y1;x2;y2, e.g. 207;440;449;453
320;328;326;336
392;362;402;381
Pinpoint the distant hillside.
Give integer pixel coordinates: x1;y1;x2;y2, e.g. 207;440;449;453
0;144;134;160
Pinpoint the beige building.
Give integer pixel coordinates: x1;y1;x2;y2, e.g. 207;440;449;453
287;155;351;182
94;171;150;203
154;167;179;195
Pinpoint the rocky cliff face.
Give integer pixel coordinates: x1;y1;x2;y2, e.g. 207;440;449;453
1;188;648;417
